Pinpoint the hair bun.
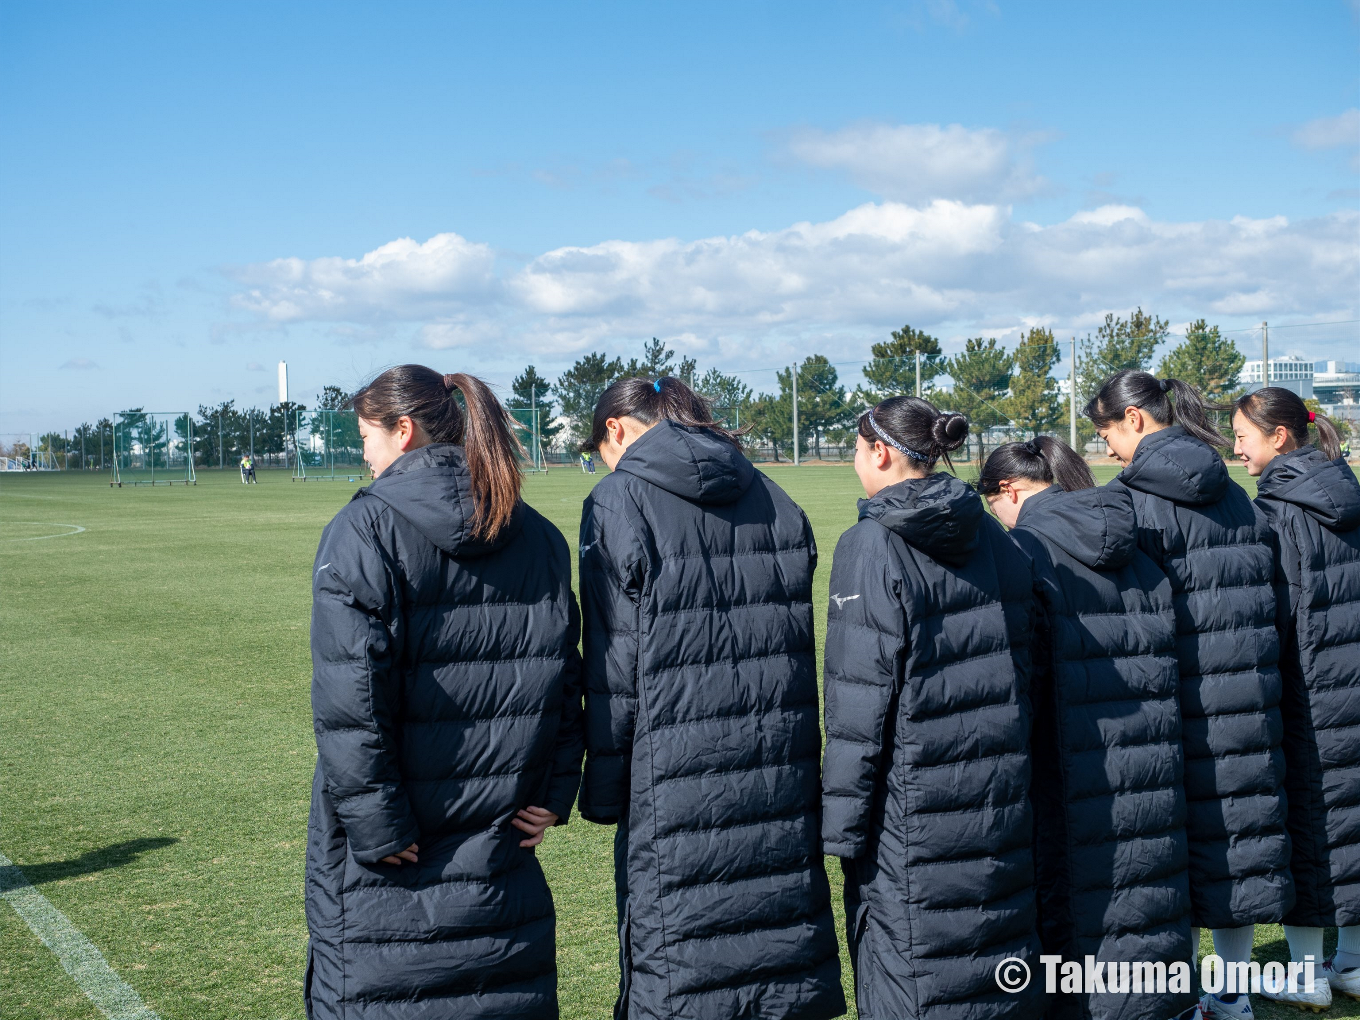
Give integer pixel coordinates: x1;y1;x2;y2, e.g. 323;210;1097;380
932;411;969;451
1158;378;1171;392
443;373;457;391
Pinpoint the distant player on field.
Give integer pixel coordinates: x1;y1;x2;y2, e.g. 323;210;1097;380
240;454;257;483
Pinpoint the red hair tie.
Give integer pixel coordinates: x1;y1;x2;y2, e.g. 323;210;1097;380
1308;411;1317;423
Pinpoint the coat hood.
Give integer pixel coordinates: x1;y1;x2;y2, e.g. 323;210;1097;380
1016;483;1137;570
614;419;755;505
1117;425;1229;507
1256;445;1360;532
858;472;983;566
361;443;522;557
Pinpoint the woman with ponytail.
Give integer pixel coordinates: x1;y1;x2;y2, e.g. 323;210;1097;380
820;396;1043;1019
1231;388;1360;1010
305;366;584;1019
577;376;844;1020
980;436;1195;1020
1086;369;1292;1020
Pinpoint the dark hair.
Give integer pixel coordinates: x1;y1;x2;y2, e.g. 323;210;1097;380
1083;369;1227;448
1232;386;1342;461
977;435;1095;495
856;395;968;471
349;365;522;540
583;376;749;451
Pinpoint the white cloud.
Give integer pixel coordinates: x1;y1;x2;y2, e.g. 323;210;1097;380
1292;109;1360;150
786;122;1046;203
59;358;100;370
1291;109;1360;172
230;202;1358;359
230;232;497;322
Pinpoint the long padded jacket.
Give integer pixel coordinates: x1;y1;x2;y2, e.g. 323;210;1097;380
578;420;845;1020
1108;425;1293;929
306;444;584;1020
1255;446;1360;927
1011;484;1194;1020
821;472;1043;1020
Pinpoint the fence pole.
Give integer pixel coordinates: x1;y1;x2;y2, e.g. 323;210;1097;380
915;350;922;398
1070;336;1078;450
792;366;799;467
219;410;224;470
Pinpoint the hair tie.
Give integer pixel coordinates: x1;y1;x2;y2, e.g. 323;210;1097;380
653;379;663;392
443;373;457;391
1024;438;1043;456
1308;411;1317;423
1158;378;1170;393
866;411;930;462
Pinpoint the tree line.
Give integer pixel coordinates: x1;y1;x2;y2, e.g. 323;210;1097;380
26;312;1257;470
515;312;1250;462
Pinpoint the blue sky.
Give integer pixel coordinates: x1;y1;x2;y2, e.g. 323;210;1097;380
2;0;1357;432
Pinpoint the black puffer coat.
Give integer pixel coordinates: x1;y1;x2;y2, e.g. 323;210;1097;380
578;420;844;1020
1255;447;1360;927
306;444;584;1020
821;472;1043;1020
1011;484;1193;1020
1109;426;1292;929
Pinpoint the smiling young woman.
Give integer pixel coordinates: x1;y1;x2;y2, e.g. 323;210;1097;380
1231;386;1360;1009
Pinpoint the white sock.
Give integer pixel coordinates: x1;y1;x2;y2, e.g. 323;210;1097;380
1335;925;1360;971
1283;925;1324;964
1212;926;1256;964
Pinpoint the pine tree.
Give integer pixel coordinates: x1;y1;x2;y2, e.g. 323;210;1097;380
510;365;563;449
855;324;945;405
1007;327;1063;434
553;352;625;445
1156;319;1244;404
946;337;1013;466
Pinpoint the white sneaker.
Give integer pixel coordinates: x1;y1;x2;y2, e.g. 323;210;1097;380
1259;975;1332;1013
1324;957;1360;1001
1198;994;1254;1020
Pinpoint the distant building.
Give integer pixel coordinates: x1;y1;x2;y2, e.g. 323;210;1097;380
1315;360;1360;423
1242;356;1314;399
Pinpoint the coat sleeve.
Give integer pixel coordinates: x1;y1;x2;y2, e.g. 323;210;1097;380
577;494;647;825
821;522;907;858
541;591;585;823
310;508;421;864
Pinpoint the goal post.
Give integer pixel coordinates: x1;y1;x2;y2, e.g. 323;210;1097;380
109;411;197;487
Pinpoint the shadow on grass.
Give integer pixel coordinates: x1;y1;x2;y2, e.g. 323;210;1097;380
13;837;178;886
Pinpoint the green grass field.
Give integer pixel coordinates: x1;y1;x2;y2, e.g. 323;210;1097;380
2;462;1355;1019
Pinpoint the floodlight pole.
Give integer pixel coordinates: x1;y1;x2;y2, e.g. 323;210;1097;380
1262;321;1269;388
1070;336;1078;450
792;366;799;467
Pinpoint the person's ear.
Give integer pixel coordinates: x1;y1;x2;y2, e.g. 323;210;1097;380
395;416;416;451
1273;425;1290;451
875;440;890;470
1125;406;1144;433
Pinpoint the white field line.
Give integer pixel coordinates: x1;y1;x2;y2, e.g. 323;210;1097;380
2;522;86;542
0;851;161;1020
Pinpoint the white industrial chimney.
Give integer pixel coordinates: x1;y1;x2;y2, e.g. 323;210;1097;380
278;361;289;405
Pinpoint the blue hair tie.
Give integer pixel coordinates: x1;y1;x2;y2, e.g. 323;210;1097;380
653;379;663;392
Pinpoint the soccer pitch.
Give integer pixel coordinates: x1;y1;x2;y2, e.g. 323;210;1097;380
1;462;1351;1020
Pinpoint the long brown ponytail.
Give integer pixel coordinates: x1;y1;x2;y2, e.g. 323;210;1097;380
350;365;523;540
